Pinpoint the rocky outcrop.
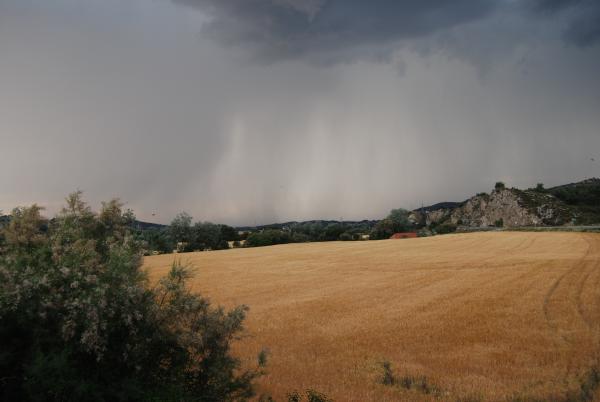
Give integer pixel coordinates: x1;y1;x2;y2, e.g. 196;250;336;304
413;188;574;228
450;189;570;227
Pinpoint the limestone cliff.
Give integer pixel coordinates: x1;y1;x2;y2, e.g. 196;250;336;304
412;188;574;228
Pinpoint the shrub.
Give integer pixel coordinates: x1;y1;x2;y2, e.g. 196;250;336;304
417;229;432;237
306;389;332;402
495;182;506;191
379;362;441;396
435;223;457;234
287;391;302;402
286;390;332;402
381;361;395;385
495;218;504;227
0;193;258;401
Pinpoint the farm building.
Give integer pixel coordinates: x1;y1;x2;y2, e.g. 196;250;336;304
390;232;418;239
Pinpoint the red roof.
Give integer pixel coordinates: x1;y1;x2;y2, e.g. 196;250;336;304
390;232;418;239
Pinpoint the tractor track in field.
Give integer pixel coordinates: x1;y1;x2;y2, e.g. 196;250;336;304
575;235;600;332
542;234;594;339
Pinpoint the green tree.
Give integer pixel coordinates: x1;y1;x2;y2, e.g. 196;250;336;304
137;227;173;254
323;223;345;241
494;181;506;191
192;222;222;250
388;208;411;229
0;193;258;401
219;225;239;242
245;230;293;248
170;212;194;252
339;232;353;241
370;209;412;240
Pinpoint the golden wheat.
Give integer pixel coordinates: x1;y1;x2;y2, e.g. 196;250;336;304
144;232;600;401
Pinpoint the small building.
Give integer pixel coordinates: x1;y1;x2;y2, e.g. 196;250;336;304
390;232;418;239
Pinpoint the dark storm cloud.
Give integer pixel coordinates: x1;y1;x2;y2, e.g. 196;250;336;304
528;0;600;46
2;0;600;226
529;0;578;13
174;0;497;62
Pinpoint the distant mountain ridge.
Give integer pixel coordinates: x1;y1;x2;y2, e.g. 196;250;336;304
1;179;599;230
419;202;463;212
131;220;167;231
236;219;378;232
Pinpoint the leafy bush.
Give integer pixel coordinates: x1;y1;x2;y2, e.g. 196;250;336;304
494;182;506;191
434;223;457;234
0;193;258;401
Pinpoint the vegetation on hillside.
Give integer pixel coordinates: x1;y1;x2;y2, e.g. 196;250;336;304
546;178;600;224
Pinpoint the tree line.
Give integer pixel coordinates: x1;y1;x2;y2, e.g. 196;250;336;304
133;213;241;254
133;209;417;253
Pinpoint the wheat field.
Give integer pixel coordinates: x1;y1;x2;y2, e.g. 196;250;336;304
144;232;600;401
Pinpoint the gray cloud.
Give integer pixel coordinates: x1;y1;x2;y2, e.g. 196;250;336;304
174;0;497;62
172;0;600;63
1;0;599;226
527;0;600;46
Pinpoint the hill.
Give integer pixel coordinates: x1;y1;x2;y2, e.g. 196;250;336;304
144;232;600;401
236;219;378;233
546;178;600;224
237;178;600;233
130;220;167;231
412;178;600;229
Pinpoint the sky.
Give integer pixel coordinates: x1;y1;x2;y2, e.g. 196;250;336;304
1;0;599;225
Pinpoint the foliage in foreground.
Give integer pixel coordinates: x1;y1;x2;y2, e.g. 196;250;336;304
0;193;258;401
